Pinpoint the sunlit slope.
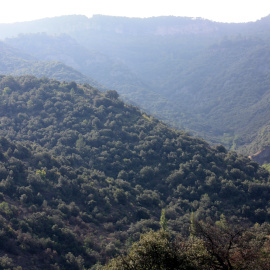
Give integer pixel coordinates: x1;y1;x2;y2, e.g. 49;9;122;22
0;75;269;268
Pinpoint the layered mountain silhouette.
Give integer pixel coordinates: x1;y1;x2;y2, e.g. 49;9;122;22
1;14;270;162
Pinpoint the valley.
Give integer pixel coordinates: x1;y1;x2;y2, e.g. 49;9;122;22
0;14;270;269
1;15;270;160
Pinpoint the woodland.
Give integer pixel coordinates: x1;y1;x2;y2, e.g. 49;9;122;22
0;75;269;269
0;15;270;270
1;15;270;158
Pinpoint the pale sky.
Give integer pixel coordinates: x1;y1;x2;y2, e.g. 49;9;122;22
1;0;270;24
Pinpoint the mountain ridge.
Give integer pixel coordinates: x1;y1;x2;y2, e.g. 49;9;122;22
0;40;103;89
1;15;270;162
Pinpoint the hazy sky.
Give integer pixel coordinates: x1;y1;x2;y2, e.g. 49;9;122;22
1;0;270;24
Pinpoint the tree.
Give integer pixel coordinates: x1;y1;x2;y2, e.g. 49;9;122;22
105;90;119;100
160;209;167;231
189;217;270;270
103;230;195;270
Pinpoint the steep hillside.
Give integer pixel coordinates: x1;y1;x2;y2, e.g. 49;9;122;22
0;40;102;88
161;38;270;153
0;75;269;269
4;33;187;130
2;15;270;162
5;33;147;92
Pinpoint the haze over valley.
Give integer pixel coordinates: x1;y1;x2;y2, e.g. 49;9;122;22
1;15;270;160
1;11;270;269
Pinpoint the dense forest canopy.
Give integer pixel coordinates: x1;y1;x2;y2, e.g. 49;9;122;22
0;75;269;269
0;15;270;161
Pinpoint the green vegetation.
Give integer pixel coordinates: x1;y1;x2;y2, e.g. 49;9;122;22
263;163;270;172
104;218;270;270
0;40;102;89
2;15;270;161
160;38;270;157
0;75;269;268
0;15;270;268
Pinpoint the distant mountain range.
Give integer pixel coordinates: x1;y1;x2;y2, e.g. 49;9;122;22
0;40;102;88
1;14;270;162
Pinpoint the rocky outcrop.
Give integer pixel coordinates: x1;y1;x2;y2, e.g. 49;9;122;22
249;146;270;165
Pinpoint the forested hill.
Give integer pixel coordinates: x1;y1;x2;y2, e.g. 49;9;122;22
0;40;102;89
0;75;269;269
1;15;270;162
161;37;270;155
2;33;179;127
